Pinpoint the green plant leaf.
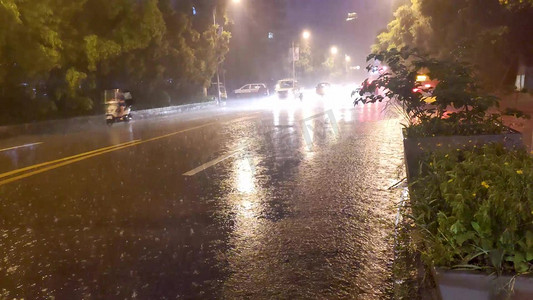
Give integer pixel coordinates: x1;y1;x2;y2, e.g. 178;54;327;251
490;249;504;270
471;222;481;234
513;253;529;273
526;231;533;248
456;232;475;246
527;250;533;262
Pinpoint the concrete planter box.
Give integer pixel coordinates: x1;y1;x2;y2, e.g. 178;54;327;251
435;269;533;300
402;128;524;180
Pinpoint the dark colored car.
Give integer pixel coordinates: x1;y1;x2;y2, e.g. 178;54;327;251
208;83;228;101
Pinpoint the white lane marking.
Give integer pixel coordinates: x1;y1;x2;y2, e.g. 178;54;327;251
0;142;43;153
181;115;259;177
183;147;246;176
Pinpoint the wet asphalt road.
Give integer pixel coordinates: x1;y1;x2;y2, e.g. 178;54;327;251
0;92;405;299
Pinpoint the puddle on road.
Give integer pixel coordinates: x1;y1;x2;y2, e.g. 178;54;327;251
211;109;405;299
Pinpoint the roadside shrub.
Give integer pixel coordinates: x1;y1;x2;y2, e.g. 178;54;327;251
410;143;533;274
354;48;528;138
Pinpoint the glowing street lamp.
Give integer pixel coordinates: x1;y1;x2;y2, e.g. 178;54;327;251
302;30;311;40
345;55;351;62
330;46;338;55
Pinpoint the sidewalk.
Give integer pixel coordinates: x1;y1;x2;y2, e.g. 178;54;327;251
499;93;533;151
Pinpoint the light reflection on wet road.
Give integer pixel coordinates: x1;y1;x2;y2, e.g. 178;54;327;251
0;94;404;299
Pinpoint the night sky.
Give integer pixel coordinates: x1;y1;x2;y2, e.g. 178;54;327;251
225;0;396;87
286;0;394;67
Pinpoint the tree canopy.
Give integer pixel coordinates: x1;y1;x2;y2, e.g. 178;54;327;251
0;0;230;124
374;0;533;90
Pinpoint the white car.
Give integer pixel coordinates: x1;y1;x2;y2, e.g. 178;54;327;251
234;83;269;97
275;79;301;99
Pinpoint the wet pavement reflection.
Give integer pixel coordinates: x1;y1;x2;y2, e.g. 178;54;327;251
0;96;404;299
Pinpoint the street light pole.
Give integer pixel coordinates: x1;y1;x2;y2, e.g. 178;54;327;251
212;0;242;103
213;8;221;104
292;41;296;85
291;31;310;86
345;55;351;74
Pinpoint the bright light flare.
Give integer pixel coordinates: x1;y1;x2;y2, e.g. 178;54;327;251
330;46;338;55
302;30;311;40
345;55;351;62
416;75;428;82
235;158;255;194
232;0;241;3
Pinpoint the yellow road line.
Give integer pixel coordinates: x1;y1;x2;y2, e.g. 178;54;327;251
0;140;140;180
0;115;260;186
223;115;260;125
0;141;143;186
143;122;217;142
143;115;258;143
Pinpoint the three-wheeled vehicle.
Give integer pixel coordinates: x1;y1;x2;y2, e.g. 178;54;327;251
104;89;133;126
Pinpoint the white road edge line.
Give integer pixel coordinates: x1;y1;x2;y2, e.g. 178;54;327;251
183;147;246;176
0;142;43;153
